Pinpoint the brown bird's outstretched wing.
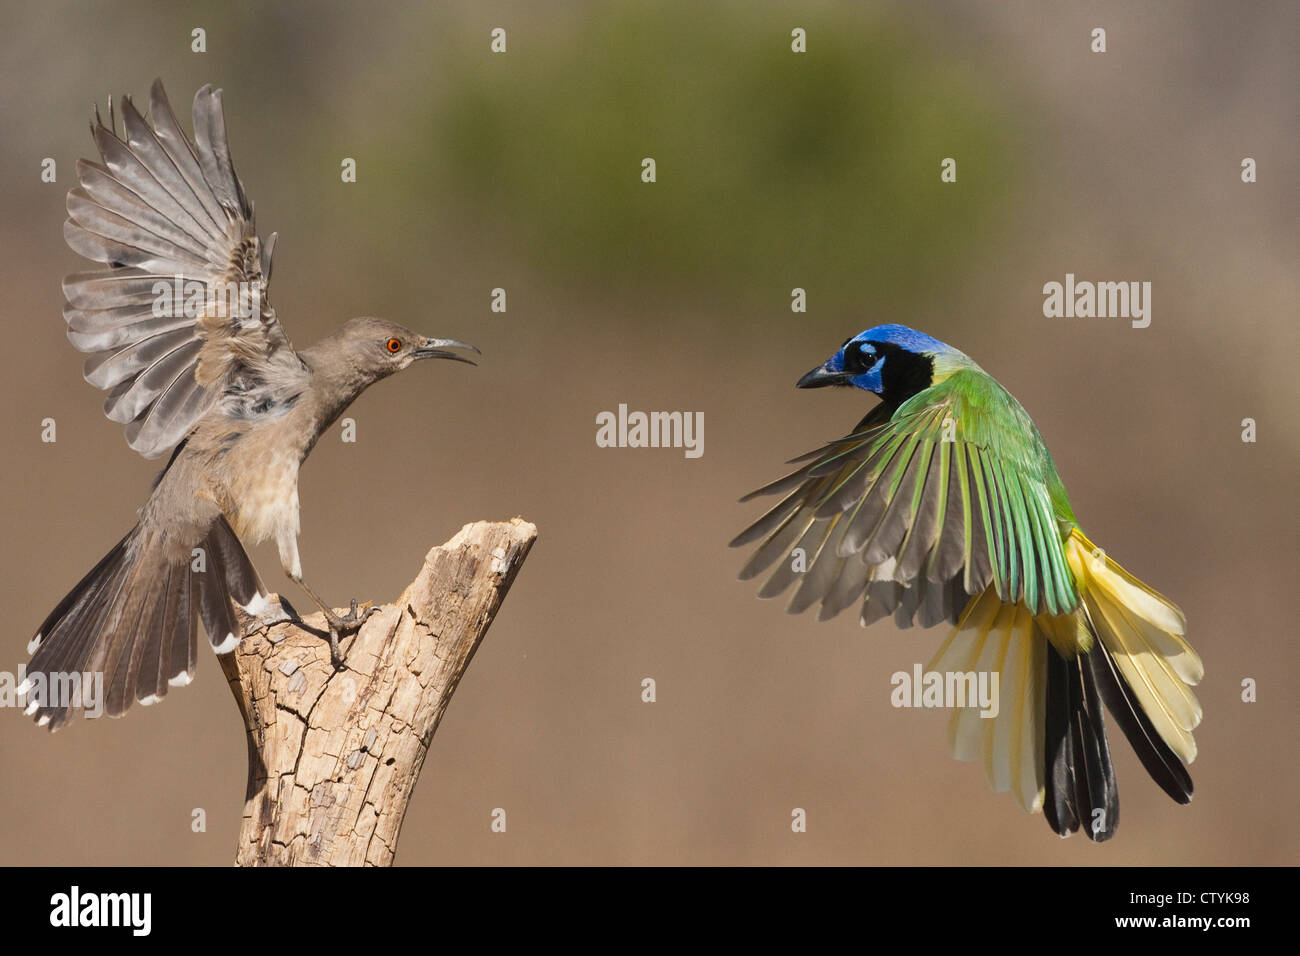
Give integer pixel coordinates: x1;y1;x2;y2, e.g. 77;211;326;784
63;79;302;459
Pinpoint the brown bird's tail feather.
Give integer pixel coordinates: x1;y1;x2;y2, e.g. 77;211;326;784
21;516;266;730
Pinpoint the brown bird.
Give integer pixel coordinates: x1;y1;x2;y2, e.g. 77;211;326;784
20;80;477;728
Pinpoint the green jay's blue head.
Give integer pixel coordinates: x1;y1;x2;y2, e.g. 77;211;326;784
797;324;962;407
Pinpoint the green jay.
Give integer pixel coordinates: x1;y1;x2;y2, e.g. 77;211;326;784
732;324;1202;841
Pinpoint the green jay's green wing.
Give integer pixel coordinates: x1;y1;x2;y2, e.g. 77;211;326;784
731;367;1080;626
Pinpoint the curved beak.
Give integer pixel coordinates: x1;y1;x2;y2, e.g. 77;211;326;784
414;337;480;365
796;362;846;389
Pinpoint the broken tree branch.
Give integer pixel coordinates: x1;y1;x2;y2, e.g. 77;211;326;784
219;517;537;866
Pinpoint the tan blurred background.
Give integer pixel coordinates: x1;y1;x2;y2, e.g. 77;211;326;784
0;0;1295;865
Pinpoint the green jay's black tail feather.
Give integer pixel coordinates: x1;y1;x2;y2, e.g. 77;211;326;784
1086;638;1194;805
1043;635;1195;841
1043;645;1119;842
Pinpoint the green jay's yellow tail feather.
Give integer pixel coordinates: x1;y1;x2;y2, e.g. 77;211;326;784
1065;530;1203;761
928;590;1046;814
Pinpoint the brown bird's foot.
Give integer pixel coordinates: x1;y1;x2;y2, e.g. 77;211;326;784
289;574;378;666
320;599;378;667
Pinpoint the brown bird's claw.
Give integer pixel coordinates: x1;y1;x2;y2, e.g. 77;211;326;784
321;600;377;667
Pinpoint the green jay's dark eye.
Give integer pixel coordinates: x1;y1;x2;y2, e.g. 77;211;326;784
842;342;878;374
386;338;402;353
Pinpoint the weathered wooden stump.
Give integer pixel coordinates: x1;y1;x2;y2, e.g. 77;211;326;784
219;518;537;866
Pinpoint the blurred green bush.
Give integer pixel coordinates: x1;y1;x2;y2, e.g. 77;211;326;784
422;2;1018;317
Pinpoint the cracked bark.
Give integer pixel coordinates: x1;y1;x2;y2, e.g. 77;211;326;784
219;518;537;866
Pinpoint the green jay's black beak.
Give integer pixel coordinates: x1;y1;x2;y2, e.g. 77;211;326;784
796;363;846;389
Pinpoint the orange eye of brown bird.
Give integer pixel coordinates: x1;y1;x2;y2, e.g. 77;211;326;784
386;338;402;353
